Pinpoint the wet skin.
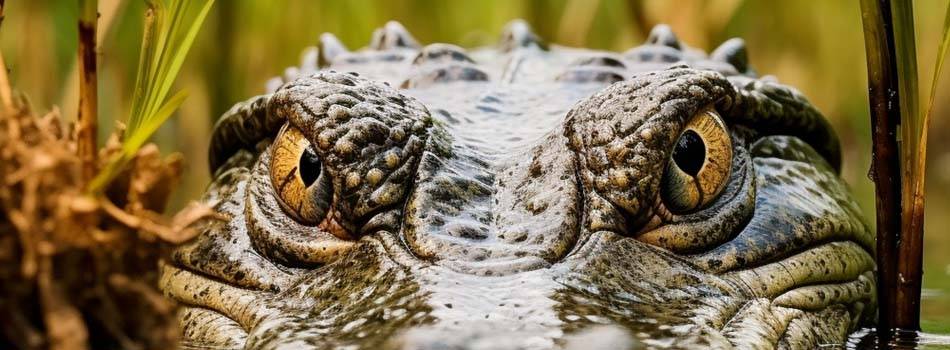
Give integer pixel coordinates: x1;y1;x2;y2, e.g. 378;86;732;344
160;21;875;349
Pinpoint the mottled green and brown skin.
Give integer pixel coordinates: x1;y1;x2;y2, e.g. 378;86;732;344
160;21;875;349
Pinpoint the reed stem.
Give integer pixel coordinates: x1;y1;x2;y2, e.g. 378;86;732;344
859;0;904;335
890;0;924;330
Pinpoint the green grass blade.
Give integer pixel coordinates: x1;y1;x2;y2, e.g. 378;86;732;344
150;1;213;123
126;3;158;134
890;2;921;221
132;0;211;134
926;3;950;118
87;89;188;192
123;89;188;155
890;0;919;150
88;0;215;194
142;1;181;122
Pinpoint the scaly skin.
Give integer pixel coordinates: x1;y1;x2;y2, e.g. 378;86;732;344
160;21;874;349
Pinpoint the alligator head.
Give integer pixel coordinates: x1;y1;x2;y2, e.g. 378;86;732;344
161;21;874;349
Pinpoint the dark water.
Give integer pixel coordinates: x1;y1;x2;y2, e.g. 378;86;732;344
848;329;950;349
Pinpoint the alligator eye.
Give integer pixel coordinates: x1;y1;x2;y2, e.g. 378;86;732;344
269;124;333;224
660;109;732;213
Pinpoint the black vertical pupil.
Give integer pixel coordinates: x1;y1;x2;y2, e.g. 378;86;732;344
299;146;321;187
672;130;706;176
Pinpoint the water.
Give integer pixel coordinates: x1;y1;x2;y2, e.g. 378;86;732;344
919;183;950;334
848;329;950;349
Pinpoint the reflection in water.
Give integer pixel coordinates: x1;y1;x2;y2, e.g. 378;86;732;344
849;328;950;349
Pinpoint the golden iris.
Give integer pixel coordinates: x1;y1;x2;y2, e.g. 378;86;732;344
269;125;332;224
661;108;732;213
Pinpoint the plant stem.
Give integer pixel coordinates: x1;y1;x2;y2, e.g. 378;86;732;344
78;0;98;182
891;0;926;330
859;0;904;334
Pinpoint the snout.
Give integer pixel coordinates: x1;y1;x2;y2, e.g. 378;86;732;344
403;128;583;272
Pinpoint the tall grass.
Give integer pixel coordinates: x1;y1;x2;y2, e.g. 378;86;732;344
87;0;214;193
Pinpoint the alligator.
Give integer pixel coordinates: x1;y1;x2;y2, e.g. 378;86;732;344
160;20;875;349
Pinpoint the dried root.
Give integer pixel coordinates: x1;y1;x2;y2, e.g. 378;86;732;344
0;95;215;349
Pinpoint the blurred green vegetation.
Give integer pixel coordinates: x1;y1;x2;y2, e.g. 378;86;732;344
2;0;949;331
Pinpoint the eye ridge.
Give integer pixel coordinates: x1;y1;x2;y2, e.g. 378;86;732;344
672;129;706;176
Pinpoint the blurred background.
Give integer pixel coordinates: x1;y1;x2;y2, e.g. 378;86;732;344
2;0;949;332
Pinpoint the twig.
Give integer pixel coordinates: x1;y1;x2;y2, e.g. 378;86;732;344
859;0;904;335
78;0;99;182
99;197;221;244
60;0;127;127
